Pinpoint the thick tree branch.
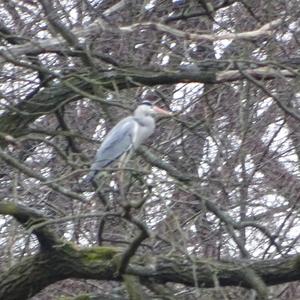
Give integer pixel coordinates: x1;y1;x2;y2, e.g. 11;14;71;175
0;65;296;144
0;200;298;300
0;201;60;250
0;244;120;300
0;242;299;300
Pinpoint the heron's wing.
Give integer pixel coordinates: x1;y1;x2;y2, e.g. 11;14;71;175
90;117;137;171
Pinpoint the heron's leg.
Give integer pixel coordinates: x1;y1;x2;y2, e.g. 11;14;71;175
118;150;132;206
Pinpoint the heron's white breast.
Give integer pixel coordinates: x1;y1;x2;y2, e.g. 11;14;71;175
132;116;155;149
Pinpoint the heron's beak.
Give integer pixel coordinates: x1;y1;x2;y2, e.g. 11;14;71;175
153;106;172;116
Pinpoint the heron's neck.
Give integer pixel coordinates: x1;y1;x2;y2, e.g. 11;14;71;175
134;114;155;127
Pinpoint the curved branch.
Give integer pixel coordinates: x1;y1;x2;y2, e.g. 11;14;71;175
0;201;60;250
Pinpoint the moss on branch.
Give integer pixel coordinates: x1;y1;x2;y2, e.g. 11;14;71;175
0;240;300;300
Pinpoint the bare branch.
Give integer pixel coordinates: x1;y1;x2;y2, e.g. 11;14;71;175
0;148;86;202
120;18;282;42
238;66;300;122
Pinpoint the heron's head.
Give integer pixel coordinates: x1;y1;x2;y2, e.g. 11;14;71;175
135;101;172;117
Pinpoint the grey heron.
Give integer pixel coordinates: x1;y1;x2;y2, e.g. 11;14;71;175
85;101;171;182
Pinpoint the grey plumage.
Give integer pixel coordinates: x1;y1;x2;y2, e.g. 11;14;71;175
85;102;169;182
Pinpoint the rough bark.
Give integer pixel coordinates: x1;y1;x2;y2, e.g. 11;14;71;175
0;202;297;300
0;242;299;300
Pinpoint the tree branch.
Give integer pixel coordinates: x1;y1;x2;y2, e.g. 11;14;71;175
0;201;60;250
238;66;300;122
117;214;149;274
0;242;299;300
0;65;297;146
0;148;86;202
0;17;285;66
120;18;282;42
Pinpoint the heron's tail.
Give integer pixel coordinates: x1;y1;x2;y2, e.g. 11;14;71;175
84;170;98;183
